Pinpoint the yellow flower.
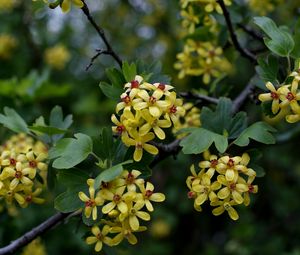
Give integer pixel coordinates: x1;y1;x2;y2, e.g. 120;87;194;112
244;176;258;206
111;114;127;136
86;225;113;252
116;93;142;113
137;181;165;212
79;179;104;220
1;162;35;190
165;92;186;127
181;5;200;34
124;75;144;95
119;170;144;192
119;200;151;231
217;175;248;204
110;221;147;245
199;154;219;177
0;0;19;12
279;78;300;113
140;109;171;140
134;89;170;118
122;109;143;131
102;186;128;214
210;197;239;220
0;34;17;59
122;130;158;162
18;187;45;208
44;45;70;70
192;173;221;205
24;151;48;171
201;0;232;14
22;238;47;255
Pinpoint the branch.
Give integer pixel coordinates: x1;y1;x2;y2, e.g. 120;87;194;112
180;92;219;104
150;139;182;168
85;49;111;71
81;1;122;68
232;81;255;113
0;211;80;255
217;0;256;63
237;23;264;43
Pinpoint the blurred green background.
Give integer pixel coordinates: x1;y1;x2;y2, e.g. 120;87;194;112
1;0;300;254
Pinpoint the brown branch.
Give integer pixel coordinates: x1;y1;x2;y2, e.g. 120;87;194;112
232;81;255;113
180;92;219;104
0;211;80;255
150;139;182;168
81;1;122;68
217;0;256;63
237;23;264;43
85;49;111;71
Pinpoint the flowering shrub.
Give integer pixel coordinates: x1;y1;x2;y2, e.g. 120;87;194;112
0;0;299;254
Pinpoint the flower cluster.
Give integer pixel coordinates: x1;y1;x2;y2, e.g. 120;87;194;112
248;0;282;15
112;75;185;161
0;33;17;60
0;0;19;12
33;0;83;12
44;44;70;70
172;102;201;138
0;133;48;209
259;73;300;123
186;153;258;220
78;169;165;252
175;0;232;84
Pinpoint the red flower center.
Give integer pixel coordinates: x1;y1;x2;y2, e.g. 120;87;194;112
29;160;37;168
116;125;125;134
26;195;32;202
227;159;234;168
131;80;139;89
149;96;157;104
169;105;177;113
85;199;95;207
229;183;236;190
187;191;195;199
248;184;254;193
210;159;218;167
10;158;16;166
271;91;279;99
15;171;22;179
158;83;166;90
145;190;153;198
286;92;295;101
113;194;121;202
122;95;131;104
126;173;135;184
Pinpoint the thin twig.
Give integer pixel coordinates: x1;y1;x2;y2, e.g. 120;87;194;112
180;92;219;104
237;24;264;42
81;1;122;68
232;81;255;113
0;211;80;255
150;139;182;168
86;49;110;71
217;0;256;63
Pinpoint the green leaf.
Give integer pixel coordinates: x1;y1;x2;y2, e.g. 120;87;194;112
249;163;265;177
94;160;132;189
233;121;277;146
28;126;67;135
179;128;228;154
253;16;294;57
49;133;93;169
122;62;137;82
291;19;300;58
0;107;29;133
256;55;279;84
106;68;126;87
57;169;89;188
54;189;83;213
49;105;73;130
200;97;247;139
99;81;123;101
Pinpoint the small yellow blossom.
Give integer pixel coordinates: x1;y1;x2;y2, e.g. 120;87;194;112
44;45;70;70
22;238;47;255
86;225;113;252
0;34;17;59
210;197;239;220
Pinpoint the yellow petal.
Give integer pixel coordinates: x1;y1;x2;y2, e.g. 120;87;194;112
225;169;235;182
134;148;143;162
143;144;158;155
129;215;140;231
212;206;224;216
217;187;230;199
227;206;239;221
95;241;103;252
102;202;116;214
